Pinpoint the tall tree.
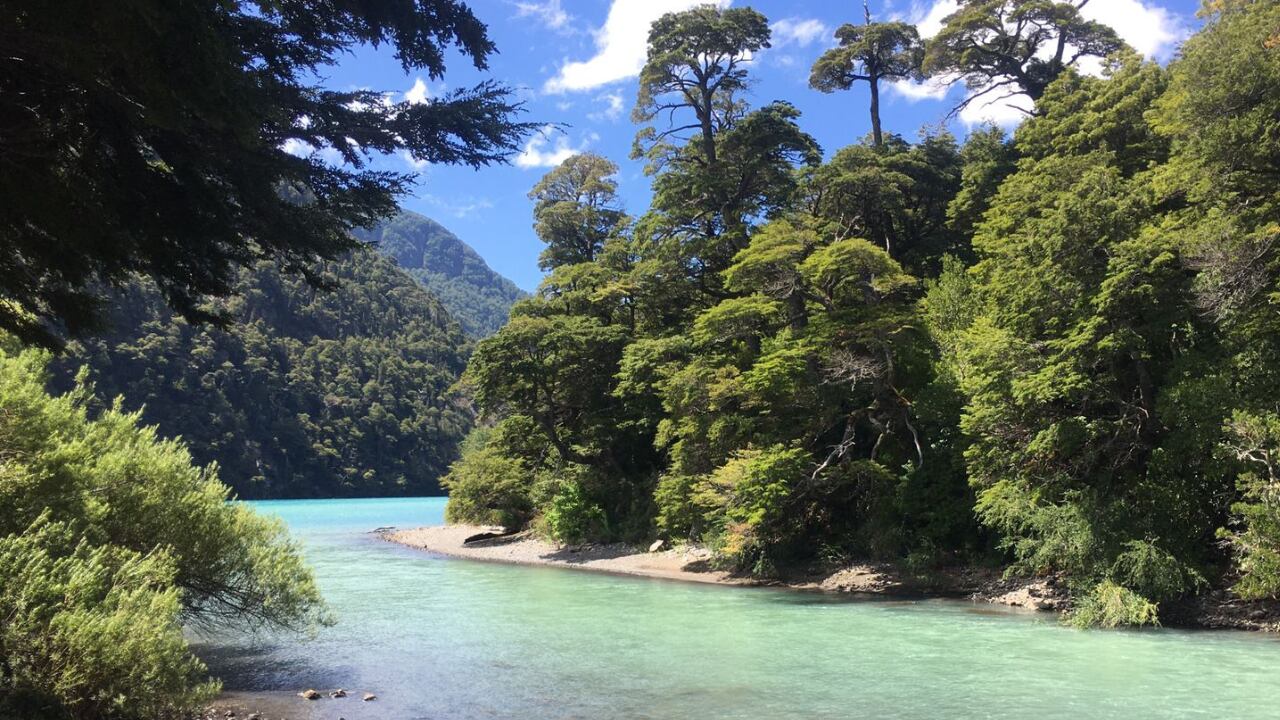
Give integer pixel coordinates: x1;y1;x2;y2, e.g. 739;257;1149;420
921;0;1125;114
0;0;536;349
809;3;924;147
632;6;771;167
528;153;628;270
632;8;817;300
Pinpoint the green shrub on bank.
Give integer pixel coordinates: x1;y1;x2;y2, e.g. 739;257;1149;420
539;478;609;545
1068;580;1160;629
1221;411;1280;600
0;343;327;718
442;426;535;529
0;517;219;720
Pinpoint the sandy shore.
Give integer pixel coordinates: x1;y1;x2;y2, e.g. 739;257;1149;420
383;524;1013;599
386;524;760;586
384;524;1280;631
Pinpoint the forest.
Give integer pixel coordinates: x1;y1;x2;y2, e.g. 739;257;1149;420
51;248;473;499
445;0;1280;629
1;0;1279;717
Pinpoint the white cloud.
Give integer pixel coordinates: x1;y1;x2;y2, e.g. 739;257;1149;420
515;125;597;168
588;91;626;122
401;150;430;171
422;194;495;219
280;138;344;165
770;18;829;49
404;77;431;105
544;0;731;94
514;0;572;32
1083;0;1185;60
889;76;951;102
906;0;1187;126
912;0;956;38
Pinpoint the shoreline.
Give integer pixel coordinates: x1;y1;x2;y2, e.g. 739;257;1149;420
383;524;1062;611
385;524;1280;632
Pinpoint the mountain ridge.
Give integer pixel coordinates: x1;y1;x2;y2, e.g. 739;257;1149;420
356;210;526;337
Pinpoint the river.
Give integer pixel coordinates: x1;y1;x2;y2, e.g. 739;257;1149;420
192;497;1280;719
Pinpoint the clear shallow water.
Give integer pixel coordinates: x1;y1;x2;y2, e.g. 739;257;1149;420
194;498;1280;720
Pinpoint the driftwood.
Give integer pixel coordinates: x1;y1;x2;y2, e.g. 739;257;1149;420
462;529;521;546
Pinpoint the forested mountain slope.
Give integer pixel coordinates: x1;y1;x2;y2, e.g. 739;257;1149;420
52;249;472;499
356;210;527;337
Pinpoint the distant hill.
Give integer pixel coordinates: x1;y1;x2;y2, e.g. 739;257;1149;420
355;211;526;337
53;249;472;499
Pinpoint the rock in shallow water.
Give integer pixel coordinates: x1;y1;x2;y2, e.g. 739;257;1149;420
298;689;320;700
363;692;377;701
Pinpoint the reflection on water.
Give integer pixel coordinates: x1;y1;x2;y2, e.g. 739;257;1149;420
191;498;1280;720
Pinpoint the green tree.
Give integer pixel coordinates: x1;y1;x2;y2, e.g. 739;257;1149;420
0;0;536;349
922;0;1125;114
810;133;963;274
952;60;1225;624
1149;0;1280;601
809;3;924;147
529;154;628;270
633;6;771;166
948;124;1018;240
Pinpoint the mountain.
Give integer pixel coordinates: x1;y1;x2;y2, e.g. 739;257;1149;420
52;248;472;499
355;210;527;337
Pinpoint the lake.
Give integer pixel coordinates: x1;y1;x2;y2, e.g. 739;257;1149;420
193;497;1280;719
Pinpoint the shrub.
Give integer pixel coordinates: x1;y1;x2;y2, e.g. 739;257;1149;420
540;480;608;545
695;446;807;573
1220;411;1280;600
0;342;327;717
441;427;534;529
1110;539;1205;603
1069;580;1160;629
0;517;219;720
653;473;701;539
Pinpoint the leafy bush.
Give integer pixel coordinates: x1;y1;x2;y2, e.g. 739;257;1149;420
1220;411;1280;599
540;479;608;545
0;517;219;720
654;473;701;538
0;342;327;717
1110;540;1205;603
442;427;534;529
1069;580;1160;629
694;446;807;573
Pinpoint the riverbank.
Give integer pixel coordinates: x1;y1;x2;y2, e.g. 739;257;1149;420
383;524;1063;611
385;524;1280;631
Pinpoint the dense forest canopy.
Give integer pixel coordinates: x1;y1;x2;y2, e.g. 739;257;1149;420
446;0;1280;629
354;211;528;338
52;248;472;500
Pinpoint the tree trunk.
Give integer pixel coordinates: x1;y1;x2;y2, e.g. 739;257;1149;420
869;74;883;148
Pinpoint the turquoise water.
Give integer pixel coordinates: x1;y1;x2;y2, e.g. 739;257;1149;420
195;498;1280;719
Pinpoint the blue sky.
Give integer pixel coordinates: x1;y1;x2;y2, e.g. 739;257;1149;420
311;0;1204;291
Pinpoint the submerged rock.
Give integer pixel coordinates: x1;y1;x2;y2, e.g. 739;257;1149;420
330;689;348;698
